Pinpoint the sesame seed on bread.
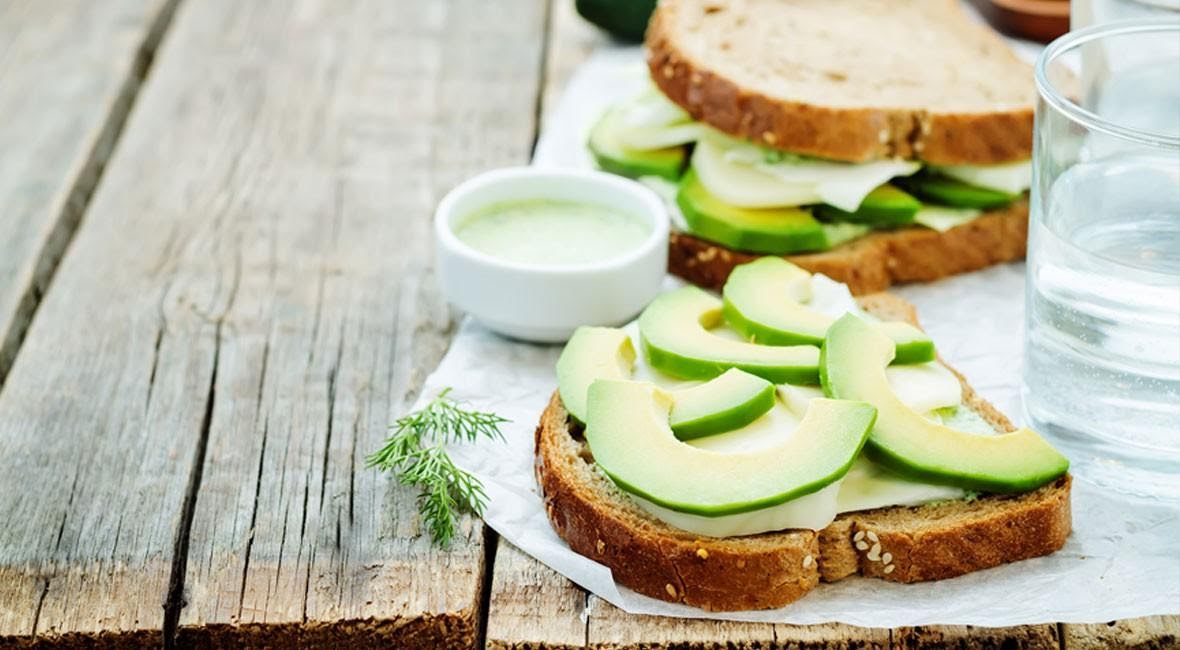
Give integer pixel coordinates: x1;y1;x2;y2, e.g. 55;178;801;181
535;293;1071;611
646;0;1035;165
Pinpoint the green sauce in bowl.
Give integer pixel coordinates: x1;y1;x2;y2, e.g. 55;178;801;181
453;199;651;266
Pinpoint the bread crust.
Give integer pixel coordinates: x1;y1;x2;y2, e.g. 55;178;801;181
668;198;1029;295
535;294;1071;611
645;1;1034;165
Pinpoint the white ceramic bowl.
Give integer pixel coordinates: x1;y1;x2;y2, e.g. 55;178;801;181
435;167;669;343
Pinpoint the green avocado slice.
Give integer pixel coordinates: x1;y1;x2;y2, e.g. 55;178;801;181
587;107;686;181
585;380;877;516
668;368;775;440
556;327;775;436
821;314;1069;493
814;184;921;226
556;327;636;424
639;286;821;384
897;174;1019;209
676;169;830;254
722;257;935;364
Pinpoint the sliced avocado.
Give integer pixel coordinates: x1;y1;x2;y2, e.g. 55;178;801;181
814;184;921;226
639;286;820;384
588;107;686;181
585;380;877;516
669;368;775;440
722;258;935;363
556;327;636;424
897;174;1019;209
676;169;829;254
557;327;775;435
821;315;1069;493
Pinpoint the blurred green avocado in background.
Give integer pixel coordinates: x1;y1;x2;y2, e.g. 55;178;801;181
576;0;657;42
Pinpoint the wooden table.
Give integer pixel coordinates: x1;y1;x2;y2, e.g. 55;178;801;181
0;1;1174;647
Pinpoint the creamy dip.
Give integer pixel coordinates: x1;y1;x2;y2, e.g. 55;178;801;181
454;199;650;266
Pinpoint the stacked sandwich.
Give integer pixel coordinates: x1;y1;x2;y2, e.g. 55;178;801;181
589;0;1035;293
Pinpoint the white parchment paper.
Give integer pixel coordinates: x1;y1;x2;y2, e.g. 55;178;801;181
418;38;1180;626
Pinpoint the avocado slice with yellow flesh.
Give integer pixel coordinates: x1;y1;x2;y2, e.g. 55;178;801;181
639;286;821;384
676;169;829;254
588;107;686;181
722;257;935;364
585;380;877;516
814;184;921;226
821;314;1069;493
556;327;775;438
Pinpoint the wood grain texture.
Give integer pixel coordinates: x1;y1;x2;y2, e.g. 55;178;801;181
0;0;546;647
893;624;1058;649
1062;616;1180;649
588;596;890;649
485;542;587;650
0;0;178;386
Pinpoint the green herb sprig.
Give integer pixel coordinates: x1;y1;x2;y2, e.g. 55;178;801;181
366;388;507;547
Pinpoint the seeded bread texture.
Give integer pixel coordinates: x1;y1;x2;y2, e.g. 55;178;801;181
669;197;1029;295
534;294;1072;611
646;0;1035;165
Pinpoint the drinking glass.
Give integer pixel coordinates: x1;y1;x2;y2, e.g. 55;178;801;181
1072;0;1180;30
1024;20;1180;497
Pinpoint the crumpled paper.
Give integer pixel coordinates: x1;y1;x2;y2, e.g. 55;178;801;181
420;41;1180;626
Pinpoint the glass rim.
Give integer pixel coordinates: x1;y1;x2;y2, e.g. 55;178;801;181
1035;18;1180;149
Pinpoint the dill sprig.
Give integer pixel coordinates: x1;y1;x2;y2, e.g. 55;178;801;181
366;388;507;547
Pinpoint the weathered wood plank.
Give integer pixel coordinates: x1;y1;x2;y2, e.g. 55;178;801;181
485;543;587;650
0;0;177;386
893;624;1058;649
0;0;546;647
138;0;545;648
1062;615;1180;649
587;595;891;649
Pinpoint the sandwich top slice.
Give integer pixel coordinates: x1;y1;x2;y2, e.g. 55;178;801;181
647;0;1035;165
587;0;1036;293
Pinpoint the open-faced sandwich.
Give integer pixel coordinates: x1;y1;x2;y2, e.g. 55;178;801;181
536;259;1071;611
589;0;1035;294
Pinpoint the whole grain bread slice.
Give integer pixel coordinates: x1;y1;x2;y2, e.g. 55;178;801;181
535;293;1071;612
646;0;1035;165
669;197;1029;295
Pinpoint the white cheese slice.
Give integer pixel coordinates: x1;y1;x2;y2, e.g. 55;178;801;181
914;206;982;232
613;280;970;538
613;87;702;150
693;130;920;211
616;122;703;150
692;139;822;207
835;457;965;514
633;481;842;536
618;87;691;129
934;159;1032;194
755;158;921;212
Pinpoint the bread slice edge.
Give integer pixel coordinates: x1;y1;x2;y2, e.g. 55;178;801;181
645;1;1035;165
